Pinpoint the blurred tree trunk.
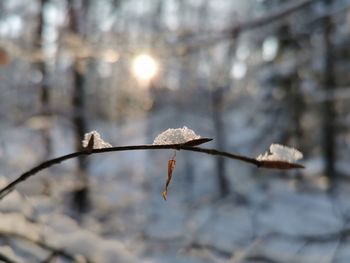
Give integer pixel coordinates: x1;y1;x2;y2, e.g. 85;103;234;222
147;0;163;141
176;0;199;199
68;0;90;214
37;0;51;157
321;0;337;188
212;86;230;197
283;74;304;184
289;79;303;145
211;34;237;198
275;24;305;150
279;24;304;146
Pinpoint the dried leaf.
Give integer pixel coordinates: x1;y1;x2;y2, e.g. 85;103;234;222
183;138;213;146
82;131;112;149
0;47;10;66
85;134;94;153
259;160;304;169
162;156;176;200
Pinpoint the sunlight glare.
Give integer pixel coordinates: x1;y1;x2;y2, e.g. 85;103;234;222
132;53;158;81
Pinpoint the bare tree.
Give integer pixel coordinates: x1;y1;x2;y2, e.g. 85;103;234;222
36;0;52;157
68;0;90;214
321;0;337;188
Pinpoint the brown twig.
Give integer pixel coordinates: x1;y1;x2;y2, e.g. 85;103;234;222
0;143;304;200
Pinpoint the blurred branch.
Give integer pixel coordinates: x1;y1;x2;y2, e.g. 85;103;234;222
190;231;350;263
188;240;315;263
304;1;350;27
225;0;319;34
0;143;304;200
266;228;350;243
180;0;321;53
0;253;18;263
0;232;79;263
187;242;232;257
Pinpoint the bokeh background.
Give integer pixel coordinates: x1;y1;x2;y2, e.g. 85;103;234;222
1;0;350;262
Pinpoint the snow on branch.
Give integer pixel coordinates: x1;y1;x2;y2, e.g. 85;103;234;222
0;129;304;200
257;144;303;163
255;144;304;170
82;130;111;149
153;126;213;147
153;126;201;145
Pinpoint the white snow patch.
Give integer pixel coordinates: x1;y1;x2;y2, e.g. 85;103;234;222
0;212;135;263
257;144;303;163
82;130;112;149
0;190;34;216
0;213;41;241
51;230;135;263
153;126;200;145
0;246;24;263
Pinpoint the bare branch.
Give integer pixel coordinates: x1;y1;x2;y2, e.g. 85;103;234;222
180;0;321;53
228;0;319;34
0;143;304;200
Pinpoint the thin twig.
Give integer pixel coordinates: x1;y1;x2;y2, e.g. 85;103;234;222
0;144;304;199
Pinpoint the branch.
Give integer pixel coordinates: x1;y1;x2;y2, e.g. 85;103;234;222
0;253;18;263
180;0;321;53
0;143;304;199
0;232;79;262
187;241;310;263
265;227;350;243
228;0;319;34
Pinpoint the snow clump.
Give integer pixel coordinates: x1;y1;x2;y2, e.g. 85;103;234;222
0;246;23;263
153;126;201;145
257;144;303;163
82;131;112;149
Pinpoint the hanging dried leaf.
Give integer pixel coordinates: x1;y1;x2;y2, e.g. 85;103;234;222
162;155;176;201
0;47;10;66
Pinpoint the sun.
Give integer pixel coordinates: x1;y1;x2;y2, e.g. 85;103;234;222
131;53;158;82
